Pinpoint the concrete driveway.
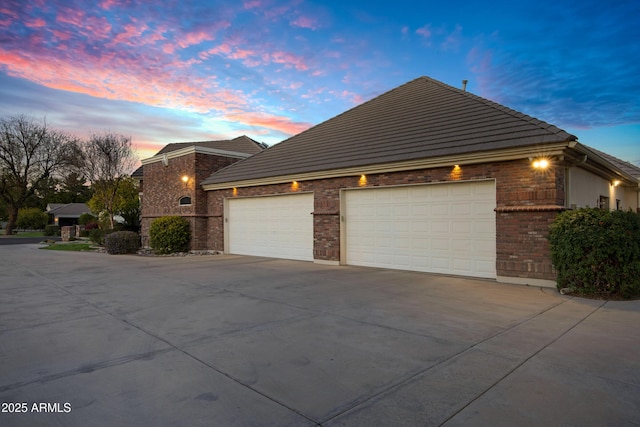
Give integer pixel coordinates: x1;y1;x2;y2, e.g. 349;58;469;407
1;244;638;426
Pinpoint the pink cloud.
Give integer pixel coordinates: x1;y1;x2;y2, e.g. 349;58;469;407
85;16;113;39
224;111;311;136
177;28;219;49
111;22;148;46
329;89;363;105
52;29;73;41
56;8;112;40
271;51;308;71
243;0;261;9
0;7;19;21
99;0;120;10
290;16;318;30
441;24;462;51
0;42;247;116
416;24;432;39
56;8;85;27
141;27;166;45
24;18;46;28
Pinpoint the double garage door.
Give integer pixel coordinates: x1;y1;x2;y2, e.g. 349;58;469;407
344;181;496;278
226;181;496;278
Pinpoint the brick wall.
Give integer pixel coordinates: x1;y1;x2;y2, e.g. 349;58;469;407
141;153;242;250
205;159;565;280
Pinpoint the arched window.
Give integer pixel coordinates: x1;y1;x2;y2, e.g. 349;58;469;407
178;196;192;206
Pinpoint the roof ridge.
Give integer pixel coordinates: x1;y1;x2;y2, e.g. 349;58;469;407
421;76;576;141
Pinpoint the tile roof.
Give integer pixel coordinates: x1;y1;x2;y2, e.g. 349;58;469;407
202;76;577;186
131;135;265;179
588;147;640;179
156;135;265;156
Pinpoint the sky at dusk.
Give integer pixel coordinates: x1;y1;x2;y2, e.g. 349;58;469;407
1;0;638;166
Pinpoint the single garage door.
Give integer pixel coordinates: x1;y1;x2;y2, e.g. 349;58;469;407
227;193;314;261
344;180;496;278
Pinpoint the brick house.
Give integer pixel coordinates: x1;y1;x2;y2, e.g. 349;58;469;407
135;136;265;248
140;76;640;287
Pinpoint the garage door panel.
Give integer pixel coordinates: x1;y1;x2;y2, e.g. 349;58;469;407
345;181;496;279
228;194;313;262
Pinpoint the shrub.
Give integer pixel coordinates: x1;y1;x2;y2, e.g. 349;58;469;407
43;225;60;236
16;208;48;230
149;216;190;254
78;213;97;225
88;228;114;246
104;231;141;254
549;208;640;299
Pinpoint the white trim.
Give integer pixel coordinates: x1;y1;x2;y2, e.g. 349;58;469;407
202;143;571;190
314;259;340;266
496;275;557;289
142;146;253;165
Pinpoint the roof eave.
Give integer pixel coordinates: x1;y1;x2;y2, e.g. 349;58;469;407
202;142;572;191
141;146;253;166
570;143;640;186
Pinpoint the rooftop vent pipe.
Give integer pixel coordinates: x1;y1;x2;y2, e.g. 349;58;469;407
462;80;468;91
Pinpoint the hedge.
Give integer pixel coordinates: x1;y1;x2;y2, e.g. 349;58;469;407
104;231;141;254
549;208;640;299
149;216;191;254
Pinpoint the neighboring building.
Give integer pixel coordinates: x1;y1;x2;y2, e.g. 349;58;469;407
140;76;640;287
46;203;91;227
136;136;266;248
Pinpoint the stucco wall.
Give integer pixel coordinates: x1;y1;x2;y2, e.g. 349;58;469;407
568;167;607;208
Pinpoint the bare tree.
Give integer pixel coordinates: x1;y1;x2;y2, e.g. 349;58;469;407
0;115;80;235
82;132;137;229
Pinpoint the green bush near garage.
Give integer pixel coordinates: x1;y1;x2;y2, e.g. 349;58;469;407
104;231;141;254
149;216;190;254
549;208;640;299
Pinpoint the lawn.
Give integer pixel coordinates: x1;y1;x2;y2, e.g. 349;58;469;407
41;243;95;252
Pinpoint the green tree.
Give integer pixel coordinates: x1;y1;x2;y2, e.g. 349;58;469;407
88;177;139;230
16;207;48;230
0;115;80;235
82;133;137;229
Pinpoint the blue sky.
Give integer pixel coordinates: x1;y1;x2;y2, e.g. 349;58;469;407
0;0;638;165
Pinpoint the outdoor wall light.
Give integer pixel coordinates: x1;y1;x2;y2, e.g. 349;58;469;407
532;158;550;169
450;164;462;180
358;174;367;186
292;181;299;191
181;175;189;183
612;180;621;187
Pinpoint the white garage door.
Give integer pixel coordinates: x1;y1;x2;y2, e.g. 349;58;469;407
344;181;496;278
228;193;314;261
